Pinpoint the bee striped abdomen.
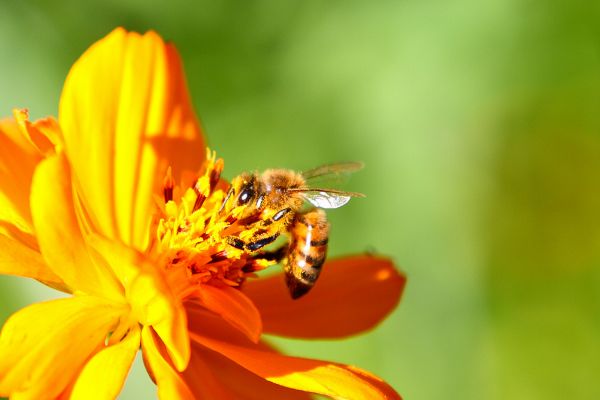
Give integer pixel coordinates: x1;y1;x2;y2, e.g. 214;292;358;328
284;209;330;299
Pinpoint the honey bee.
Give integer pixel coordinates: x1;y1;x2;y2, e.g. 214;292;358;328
219;162;364;299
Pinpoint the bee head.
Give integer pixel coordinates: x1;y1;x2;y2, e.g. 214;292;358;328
237;182;255;206
230;172;259;209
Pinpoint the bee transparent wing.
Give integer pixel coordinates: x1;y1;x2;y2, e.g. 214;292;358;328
295;163;364;208
301;161;364;186
297;189;365;209
303;192;351;209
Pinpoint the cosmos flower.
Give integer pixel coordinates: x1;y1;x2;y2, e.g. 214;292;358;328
0;28;405;399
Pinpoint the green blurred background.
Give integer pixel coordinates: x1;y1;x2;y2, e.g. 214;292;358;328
1;1;600;399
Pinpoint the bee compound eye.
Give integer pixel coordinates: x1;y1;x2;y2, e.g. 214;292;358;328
238;187;254;205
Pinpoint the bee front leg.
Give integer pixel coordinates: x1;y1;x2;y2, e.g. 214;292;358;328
225;236;246;250
224;232;281;252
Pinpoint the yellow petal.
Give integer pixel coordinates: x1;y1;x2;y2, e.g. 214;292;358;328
59;27;205;251
189;283;262;343
70;325;140;400
132;271;190;371
13;108;62;156
0;117;42;238
0;234;67;291
141;326;195;400
30;153;122;298
0;296;122;399
89;235;190;371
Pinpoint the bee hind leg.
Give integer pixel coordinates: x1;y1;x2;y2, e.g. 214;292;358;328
239;244;289;274
252;244;288;262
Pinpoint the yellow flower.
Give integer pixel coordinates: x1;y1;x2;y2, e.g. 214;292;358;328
0;28;405;399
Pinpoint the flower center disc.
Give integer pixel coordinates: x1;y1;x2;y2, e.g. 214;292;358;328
154;150;275;292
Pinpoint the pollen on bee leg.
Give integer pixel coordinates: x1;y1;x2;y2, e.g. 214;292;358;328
242;259;268;273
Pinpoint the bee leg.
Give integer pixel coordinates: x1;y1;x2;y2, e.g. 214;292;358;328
240;243;289;274
252;244;288;263
246;233;280;251
224;232;281;252
225;236;246;250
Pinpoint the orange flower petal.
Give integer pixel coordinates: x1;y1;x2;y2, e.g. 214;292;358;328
180;344;239;400
190;331;401;400
59;27;205;251
13;108;62;156
70;325;140;400
243;255;406;338
141;326;195;400
143;314;310;400
0;296;122;399
186;305;254;346
133;274;190;372
88;236;190;371
0;117;42;239
188;306;401;399
187;343;313;400
188;284;262;343
143;322;242;400
0;234;66;291
0;112;66;291
30;153;122;299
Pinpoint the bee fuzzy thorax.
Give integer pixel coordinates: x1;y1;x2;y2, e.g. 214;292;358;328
258;169;306;212
262;169;305;191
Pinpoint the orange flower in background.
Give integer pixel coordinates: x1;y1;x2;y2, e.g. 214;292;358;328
0;28;405;400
